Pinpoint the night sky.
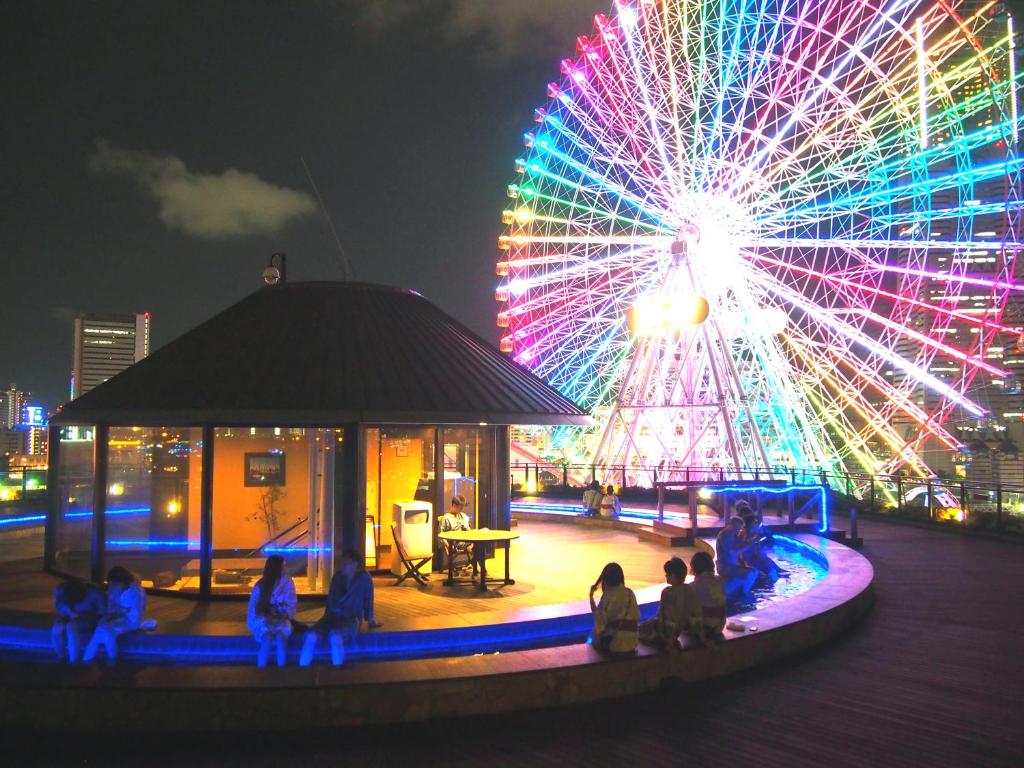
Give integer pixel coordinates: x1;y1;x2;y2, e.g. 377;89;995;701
1;0;603;408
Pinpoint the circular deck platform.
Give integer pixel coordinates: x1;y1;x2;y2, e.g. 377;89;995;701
0;519;873;730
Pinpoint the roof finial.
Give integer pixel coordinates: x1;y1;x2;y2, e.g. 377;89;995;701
263;252;287;286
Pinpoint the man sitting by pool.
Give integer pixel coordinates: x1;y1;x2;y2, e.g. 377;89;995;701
299;549;381;667
715;516;759;597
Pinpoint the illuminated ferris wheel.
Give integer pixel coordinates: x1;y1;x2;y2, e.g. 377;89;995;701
496;0;1024;482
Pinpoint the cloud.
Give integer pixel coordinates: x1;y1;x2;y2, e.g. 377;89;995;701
89;141;316;238
349;0;603;59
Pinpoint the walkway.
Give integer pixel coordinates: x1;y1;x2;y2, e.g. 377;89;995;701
5;518;1022;767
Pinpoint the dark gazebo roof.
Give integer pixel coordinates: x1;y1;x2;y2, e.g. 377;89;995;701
53;282;589;427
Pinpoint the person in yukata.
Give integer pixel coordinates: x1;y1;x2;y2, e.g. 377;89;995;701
83;566;147;664
246;554;297;668
52;579;106;663
736;502;785;583
688;551;727;646
582;480;603;517
599;485;622;517
299;549;381;667
639;556;700;652
715;516;759;597
589;561;639;656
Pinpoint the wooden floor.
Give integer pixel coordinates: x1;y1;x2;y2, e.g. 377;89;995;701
14;515;1018;768
0;520;684;630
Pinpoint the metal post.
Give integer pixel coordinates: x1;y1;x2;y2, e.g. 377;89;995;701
996;484;1003;530
620;464;627;492
44;424;61;571
959;481;967;526
657;484;665;522
562;463;568;491
90;424;109;585
926;478;934;521
896;477;903;514
850;505;859;544
869;477;876;515
198;425;215;599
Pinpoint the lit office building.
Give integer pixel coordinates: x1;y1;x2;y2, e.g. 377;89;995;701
1;384;28;428
70;313;150;399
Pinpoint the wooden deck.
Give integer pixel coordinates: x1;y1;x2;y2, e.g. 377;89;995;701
4;517;1022;767
0;520;686;630
10;515;1014;767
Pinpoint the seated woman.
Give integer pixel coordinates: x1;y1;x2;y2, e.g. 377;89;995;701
300;548;380;667
714;517;759;597
688;552;727;645
52;579;106;663
83;566;147;664
639;556;699;651
589;562;639;655
599;485;622;517
247;554;297;668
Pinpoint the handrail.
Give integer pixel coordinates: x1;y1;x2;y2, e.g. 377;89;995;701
246;516;309;558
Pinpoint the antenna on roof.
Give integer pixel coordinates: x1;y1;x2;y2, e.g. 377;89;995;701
300;155;354;281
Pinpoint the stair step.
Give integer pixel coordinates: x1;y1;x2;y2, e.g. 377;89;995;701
637;527;690;547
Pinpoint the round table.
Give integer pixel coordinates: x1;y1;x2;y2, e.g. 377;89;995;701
437;529;521;592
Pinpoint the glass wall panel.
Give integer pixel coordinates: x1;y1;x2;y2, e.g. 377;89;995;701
210;428;328;595
53;426;95;579
441;427;494;530
105;427;203;592
365;426;436;573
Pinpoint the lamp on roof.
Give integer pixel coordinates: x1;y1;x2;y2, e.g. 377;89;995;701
263;252;287;286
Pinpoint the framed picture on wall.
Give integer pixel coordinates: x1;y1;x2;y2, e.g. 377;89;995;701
245;452;286;486
395;443;409;457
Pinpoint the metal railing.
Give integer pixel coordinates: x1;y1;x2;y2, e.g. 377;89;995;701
509;461;1024;534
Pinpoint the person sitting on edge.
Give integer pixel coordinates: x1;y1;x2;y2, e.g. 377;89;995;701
589;562;639;655
688;552;727;646
246;554;297;668
582;480;603;517
52;578;105;663
300;548;381;667
83;566;147;664
639;556;699;652
599;484;622;518
737;503;784;583
715;516;759;597
438;494;476;574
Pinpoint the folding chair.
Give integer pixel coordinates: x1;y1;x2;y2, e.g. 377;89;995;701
391;524;431;586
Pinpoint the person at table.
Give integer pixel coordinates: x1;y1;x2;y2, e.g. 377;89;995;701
589;562;639;655
246;554;297;668
438;494;477;575
639;556;699;652
688;552;727;646
599;484;622;517
715;516;759;597
300;548;381;667
582;480;603;517
52;578;105;663
83;566;147;664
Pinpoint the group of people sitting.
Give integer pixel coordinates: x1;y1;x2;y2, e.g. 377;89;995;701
52;550;380;669
246;548;381;668
714;500;786;597
582;481;622;517
590;551;727;655
52;565;150;664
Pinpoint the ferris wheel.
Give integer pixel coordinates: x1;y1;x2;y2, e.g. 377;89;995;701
496;0;1024;483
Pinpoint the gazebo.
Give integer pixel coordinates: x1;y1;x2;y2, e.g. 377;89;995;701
47;281;587;598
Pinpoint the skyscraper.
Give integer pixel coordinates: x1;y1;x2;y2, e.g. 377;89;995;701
1;384;28;428
70;313;150;399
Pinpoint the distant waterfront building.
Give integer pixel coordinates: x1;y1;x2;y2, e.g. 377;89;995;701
70;313;150;399
1;384;28;428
